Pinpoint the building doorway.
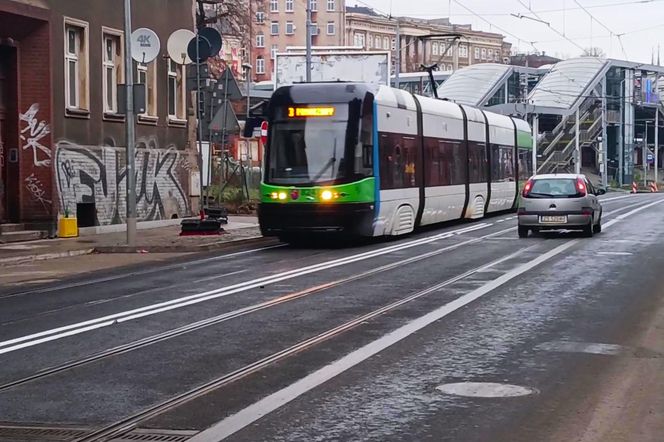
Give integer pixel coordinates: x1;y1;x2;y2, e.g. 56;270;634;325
0;45;19;222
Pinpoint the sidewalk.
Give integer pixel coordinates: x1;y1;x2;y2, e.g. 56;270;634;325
0;216;262;266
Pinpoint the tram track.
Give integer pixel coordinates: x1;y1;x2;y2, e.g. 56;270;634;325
74;244;537;442
0;197;655;394
0;225;516;393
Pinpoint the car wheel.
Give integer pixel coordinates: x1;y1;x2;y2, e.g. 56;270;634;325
583;219;594;238
518;225;529;238
593;221;602;234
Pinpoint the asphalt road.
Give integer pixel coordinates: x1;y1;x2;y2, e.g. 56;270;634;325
0;193;663;442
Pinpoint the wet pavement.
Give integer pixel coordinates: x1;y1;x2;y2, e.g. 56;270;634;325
0;194;662;441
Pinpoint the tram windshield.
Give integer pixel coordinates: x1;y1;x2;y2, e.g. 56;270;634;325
266;103;372;185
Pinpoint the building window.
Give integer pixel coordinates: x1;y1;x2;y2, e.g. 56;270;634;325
312;22;319;35
286;21;294;35
488;49;493;59
271;21;279;35
271;44;278;60
481;48;487;60
256;56;265;74
136;62;157;118
459;45;468;58
354;33;365;48
368;34;373;48
285;0;293;12
310;0;317;12
327;0;335;11
270;0;278;12
256;11;265;23
474;47;480;60
256;32;265;48
383;36;389;50
432;42;439;56
64;20;89;111
167;59;186;120
102;31;123;114
327;21;335;35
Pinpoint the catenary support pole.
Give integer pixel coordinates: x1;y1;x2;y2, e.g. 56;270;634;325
575;108;581;174
123;0;136;246
306;1;312;82
532;114;538;175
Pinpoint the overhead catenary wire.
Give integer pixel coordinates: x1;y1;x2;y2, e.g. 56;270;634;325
572;0;629;59
451;0;539;52
514;0;586;53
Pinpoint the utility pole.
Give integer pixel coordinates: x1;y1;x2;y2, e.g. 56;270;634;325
306;0;312;82
395;19;401;89
656;108;660;185
575;108;581;174
123;0;137;246
644;120;649;188
195;1;206;211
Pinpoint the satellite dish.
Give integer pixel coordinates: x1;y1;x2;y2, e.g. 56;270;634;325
167;29;195;65
199;27;223;55
131;28;160;64
187;34;212;63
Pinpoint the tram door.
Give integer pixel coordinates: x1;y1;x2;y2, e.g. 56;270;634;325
0;45;19;222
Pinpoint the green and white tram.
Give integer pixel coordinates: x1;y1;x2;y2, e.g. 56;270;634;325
258;82;533;240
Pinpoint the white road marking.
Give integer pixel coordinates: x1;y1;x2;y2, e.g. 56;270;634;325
536;341;624;356
597;251;633;256
0;223;495;355
435;382;538;398
189;197;664;441
188;239;580;441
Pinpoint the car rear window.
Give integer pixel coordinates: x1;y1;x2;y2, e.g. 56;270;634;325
528;178;579;198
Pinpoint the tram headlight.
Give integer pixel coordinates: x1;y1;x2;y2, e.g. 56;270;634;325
270;192;279;200
278;192;288;200
321;190;333;201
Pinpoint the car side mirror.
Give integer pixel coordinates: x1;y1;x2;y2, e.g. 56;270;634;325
596;188;606;196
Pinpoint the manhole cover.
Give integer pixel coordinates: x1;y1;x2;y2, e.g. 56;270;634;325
110;428;198;442
436;382;538;398
0;425;90;441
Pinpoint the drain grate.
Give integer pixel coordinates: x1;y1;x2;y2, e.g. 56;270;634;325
110;428;198;442
0;425;90;441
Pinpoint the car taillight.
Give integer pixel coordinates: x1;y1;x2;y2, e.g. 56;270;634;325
522;179;534;197
581;207;593;215
576;178;587;196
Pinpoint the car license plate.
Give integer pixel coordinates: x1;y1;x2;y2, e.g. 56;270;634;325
540;215;567;224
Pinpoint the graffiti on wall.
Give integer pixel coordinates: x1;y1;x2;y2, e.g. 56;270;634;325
25;173;52;212
19;103;51;167
55;139;190;225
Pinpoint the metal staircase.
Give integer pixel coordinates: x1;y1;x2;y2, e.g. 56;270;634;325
537;95;603;174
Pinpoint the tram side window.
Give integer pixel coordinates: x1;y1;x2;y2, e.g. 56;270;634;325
490;144;515;182
379;133;418;189
518;147;533;180
359;99;374;171
468;141;488;183
424;138;466;186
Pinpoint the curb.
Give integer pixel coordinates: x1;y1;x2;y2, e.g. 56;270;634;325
0;249;94;266
92;235;274;254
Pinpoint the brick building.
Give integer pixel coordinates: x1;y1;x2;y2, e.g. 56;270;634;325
0;0;196;233
251;0;346;81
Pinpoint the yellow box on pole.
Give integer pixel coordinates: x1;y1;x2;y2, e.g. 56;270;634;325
58;217;78;238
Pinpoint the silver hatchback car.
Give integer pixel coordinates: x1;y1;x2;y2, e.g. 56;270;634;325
517;174;605;238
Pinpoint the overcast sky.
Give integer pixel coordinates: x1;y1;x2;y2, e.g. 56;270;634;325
360;0;664;64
